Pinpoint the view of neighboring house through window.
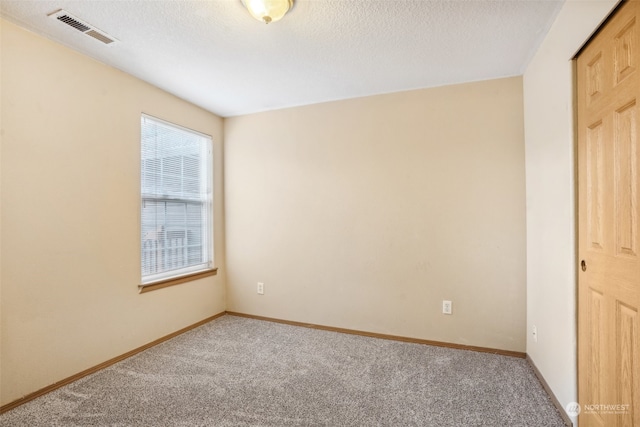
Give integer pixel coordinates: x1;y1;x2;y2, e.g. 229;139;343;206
140;114;213;285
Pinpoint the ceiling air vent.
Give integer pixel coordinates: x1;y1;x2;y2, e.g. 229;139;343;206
48;10;118;45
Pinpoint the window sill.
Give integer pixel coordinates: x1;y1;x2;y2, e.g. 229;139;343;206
139;268;218;294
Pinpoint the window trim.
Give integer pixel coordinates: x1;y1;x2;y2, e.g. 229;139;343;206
139;113;215;292
139;268;218;293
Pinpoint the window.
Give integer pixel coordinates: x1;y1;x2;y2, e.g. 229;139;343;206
140;115;214;288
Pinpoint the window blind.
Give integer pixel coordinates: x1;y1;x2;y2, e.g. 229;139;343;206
140;115;213;285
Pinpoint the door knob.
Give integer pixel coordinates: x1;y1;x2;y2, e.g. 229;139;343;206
581;260;587;272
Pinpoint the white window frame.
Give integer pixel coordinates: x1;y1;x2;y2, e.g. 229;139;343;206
140;114;214;287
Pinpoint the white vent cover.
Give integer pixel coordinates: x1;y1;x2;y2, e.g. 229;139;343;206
48;10;118;45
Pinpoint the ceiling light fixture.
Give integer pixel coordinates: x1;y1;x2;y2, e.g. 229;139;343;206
241;0;293;24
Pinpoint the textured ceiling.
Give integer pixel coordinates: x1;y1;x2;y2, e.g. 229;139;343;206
1;0;564;117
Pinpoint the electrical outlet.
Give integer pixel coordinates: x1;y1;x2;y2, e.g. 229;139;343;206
442;300;452;315
532;325;537;342
257;282;264;295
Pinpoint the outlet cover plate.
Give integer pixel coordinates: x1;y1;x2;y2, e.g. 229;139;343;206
443;300;452;315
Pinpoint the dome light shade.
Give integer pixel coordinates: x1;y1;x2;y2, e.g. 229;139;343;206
241;0;293;24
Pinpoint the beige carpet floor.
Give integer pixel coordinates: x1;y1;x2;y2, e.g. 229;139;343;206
0;315;566;426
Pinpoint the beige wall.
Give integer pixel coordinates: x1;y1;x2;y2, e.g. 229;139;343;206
523;0;618;422
5;0;615;409
225;77;527;352
0;19;4;407
0;20;226;405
